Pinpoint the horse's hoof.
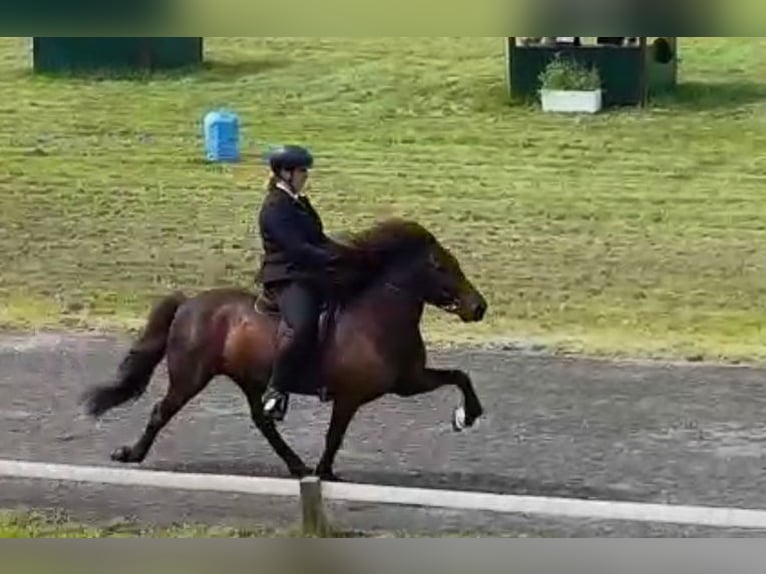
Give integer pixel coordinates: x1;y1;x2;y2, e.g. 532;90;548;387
290;465;312;478
452;405;481;432
452;402;483;432
316;470;342;482
452;406;467;432
110;446;140;464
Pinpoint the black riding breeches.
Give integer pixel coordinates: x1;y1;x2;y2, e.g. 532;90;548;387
268;281;323;393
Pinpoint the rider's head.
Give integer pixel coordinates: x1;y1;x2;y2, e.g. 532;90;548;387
268;145;314;193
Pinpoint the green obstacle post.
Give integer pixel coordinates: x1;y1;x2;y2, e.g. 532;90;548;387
32;37;204;74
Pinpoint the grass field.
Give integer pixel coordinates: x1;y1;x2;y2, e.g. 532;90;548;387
2;37;766;361
0;509;521;538
0;509;376;538
0;510;282;537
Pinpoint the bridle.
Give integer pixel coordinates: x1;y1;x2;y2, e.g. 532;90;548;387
383;275;461;314
378;243;463;314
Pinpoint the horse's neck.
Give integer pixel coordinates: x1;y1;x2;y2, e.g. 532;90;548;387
360;263;425;326
341;240;425;311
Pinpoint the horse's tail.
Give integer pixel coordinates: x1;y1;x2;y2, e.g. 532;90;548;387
81;291;187;418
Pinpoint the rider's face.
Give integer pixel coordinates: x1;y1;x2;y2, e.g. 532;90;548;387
290;167;309;193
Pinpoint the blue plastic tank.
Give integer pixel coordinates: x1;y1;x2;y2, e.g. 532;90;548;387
203;109;240;162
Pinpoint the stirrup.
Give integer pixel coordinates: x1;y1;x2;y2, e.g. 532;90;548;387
263;392;288;420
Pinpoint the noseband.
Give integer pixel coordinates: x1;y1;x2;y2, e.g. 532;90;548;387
383;278;460;313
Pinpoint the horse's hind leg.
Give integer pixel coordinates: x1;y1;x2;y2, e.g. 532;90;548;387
394;368;484;432
234;380;310;478
111;356;212;464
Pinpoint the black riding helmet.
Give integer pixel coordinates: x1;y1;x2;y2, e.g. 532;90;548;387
268;145;314;174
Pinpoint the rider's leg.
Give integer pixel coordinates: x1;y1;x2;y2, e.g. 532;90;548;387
262;280;322;420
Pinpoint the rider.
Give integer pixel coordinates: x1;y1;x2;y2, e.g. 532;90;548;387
256;144;353;421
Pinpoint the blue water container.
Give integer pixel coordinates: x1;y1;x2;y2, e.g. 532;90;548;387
203;109;240;162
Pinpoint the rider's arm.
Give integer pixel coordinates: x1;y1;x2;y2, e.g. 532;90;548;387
261;204;343;269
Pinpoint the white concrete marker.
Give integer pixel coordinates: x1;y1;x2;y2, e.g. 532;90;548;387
1;458;766;530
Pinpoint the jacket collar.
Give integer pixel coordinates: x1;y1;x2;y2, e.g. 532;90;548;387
274;179;305;203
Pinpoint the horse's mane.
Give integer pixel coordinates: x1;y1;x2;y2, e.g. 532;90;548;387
329;217;437;299
337;217;436;256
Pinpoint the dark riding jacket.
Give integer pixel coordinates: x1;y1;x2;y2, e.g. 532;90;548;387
256;179;346;288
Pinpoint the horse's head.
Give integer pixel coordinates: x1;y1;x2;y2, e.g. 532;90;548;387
345;218;488;323
416;236;488;323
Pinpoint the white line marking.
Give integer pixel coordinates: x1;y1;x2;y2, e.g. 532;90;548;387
322;482;766;530
1;458;766;530
0;459;299;498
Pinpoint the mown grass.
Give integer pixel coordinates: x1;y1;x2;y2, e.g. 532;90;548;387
0;509;347;538
0;509;273;537
2;37;766;361
0;509;526;538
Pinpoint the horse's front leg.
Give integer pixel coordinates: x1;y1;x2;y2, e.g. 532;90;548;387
394;368;484;432
315;395;372;481
315;398;357;481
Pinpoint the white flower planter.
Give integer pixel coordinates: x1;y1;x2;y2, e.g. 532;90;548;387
541;89;602;114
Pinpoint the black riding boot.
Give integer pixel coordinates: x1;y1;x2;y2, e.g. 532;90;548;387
261;280;322;421
262;344;295;421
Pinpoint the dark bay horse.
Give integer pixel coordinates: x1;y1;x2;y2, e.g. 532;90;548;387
81;218;488;480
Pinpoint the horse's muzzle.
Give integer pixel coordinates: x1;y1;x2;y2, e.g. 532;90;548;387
475;298;488;321
459;292;487;322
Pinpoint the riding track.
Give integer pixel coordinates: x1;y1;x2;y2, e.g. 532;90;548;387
2;332;766;537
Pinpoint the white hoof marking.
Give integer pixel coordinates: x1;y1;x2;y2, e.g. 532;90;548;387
452;406;467;432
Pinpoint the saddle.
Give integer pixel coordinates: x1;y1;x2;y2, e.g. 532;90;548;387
253;288;338;402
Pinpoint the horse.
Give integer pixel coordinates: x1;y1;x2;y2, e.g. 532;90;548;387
80;217;488;481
